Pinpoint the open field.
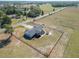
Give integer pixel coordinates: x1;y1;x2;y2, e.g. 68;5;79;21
34;7;79;29
64;30;79;57
34;7;79;57
0;33;45;58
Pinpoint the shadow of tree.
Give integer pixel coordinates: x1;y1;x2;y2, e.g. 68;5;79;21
0;35;11;48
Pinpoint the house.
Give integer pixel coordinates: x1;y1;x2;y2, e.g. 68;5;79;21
23;25;45;40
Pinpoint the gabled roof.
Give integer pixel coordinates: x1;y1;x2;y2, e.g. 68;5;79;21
24;25;43;38
25;28;36;38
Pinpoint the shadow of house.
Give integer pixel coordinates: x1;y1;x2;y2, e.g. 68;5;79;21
23;25;45;40
0;35;11;48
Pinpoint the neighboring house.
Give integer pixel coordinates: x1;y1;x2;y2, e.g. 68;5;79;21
23;25;45;40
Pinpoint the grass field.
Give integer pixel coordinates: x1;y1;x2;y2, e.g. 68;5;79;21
11;17;32;25
39;3;54;14
58;7;79;58
64;30;79;57
35;7;79;57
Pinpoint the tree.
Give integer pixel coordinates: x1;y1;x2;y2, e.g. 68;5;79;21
1;15;11;28
27;6;42;18
25;12;28;20
5;6;16;15
16;11;21;16
53;8;55;11
0;10;13;45
23;8;28;19
4;24;14;41
1;24;14;47
0;11;5;27
0;10;4;17
41;10;44;15
4;24;14;34
0;17;3;28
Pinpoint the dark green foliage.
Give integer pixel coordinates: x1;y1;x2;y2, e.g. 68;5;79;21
1;6;23;15
41;10;44;15
0;5;42;18
4;6;16;15
23;11;27;16
27;6;42;18
0;10;4;17
53;8;55;11
1;15;11;28
4;24;14;33
51;2;78;7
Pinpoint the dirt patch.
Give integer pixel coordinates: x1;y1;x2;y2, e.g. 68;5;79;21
0;33;10;40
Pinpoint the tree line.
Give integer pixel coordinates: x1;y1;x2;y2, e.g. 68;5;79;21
0;5;44;18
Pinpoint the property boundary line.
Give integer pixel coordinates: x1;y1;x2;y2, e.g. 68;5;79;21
12;25;65;57
12;33;48;57
47;32;64;57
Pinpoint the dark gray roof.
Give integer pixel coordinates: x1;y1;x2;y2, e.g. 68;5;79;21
25;28;36;38
24;25;43;38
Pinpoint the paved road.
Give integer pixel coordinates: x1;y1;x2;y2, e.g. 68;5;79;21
34;7;66;20
12;7;66;28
